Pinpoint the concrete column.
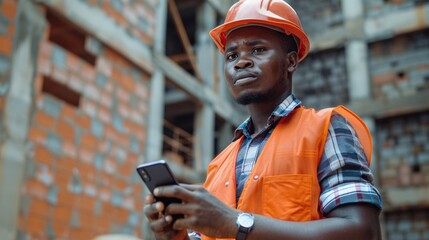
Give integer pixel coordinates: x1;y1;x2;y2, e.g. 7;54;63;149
194;104;215;171
193;2;217;170
0;1;45;239
142;0;167;239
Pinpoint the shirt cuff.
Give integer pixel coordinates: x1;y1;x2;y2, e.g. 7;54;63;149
320;182;382;215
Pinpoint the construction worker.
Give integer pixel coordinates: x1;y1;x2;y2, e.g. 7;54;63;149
144;0;382;239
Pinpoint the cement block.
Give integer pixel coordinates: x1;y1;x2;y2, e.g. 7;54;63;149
0;15;8;35
91;118;104;139
0;55;10;75
46;133;62;155
94;152;103;170
51;45;66;69
42;96;62;118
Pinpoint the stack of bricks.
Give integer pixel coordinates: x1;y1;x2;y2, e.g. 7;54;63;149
293;48;349;109
365;0;429;17
384;209;429;240
369;29;429;100
0;0;17;138
377;111;429;189
287;0;343;39
86;0;157;46
16;1;152;239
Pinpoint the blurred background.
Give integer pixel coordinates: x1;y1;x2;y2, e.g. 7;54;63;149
0;0;428;239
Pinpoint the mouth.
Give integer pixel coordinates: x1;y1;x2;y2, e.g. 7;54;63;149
233;72;258;86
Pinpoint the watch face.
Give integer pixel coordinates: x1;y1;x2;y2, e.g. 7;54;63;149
238;213;254;228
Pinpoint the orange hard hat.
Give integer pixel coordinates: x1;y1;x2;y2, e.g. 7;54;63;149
210;0;310;62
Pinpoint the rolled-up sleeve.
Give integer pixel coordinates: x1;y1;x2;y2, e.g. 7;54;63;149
318;113;382;215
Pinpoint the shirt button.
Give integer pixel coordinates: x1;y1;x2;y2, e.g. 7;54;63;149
253;175;259;180
225;181;229;187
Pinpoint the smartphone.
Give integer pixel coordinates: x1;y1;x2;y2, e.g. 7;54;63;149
136;160;183;220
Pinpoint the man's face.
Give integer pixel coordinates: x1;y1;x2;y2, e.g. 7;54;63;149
223;26;292;105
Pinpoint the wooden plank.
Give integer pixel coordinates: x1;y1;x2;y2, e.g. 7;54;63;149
168;0;203;81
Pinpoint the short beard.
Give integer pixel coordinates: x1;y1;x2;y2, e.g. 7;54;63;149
235;93;267;105
235;68;289;106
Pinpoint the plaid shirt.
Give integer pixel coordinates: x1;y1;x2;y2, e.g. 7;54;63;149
234;94;382;215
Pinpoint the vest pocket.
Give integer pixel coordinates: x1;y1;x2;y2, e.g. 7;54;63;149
262;174;312;222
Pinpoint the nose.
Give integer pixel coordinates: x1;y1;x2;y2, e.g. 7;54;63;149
234;54;253;70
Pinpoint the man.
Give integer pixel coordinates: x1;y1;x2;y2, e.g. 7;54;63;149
144;0;382;239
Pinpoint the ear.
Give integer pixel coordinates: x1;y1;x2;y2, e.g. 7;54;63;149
286;51;298;72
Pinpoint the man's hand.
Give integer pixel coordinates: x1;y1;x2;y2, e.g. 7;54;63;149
154;184;240;238
143;194;188;240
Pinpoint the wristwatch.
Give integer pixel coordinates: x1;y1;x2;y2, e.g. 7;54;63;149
236;212;254;240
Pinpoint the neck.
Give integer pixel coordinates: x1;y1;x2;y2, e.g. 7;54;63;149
247;93;289;134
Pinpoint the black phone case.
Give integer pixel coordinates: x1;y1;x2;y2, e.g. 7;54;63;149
136;160;183;220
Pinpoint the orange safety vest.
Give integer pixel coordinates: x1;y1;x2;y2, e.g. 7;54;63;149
201;106;372;240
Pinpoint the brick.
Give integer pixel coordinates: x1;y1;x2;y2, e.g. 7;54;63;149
26;214;48;235
34;145;53;166
35;111;55;129
61;103;77;122
80;133;98;150
1;0;17;19
28;127;47;144
0;34;12;54
26;179;49;199
66;52;82;73
56;119;75;141
76;114;91;130
51;221;70;239
55;159;75;182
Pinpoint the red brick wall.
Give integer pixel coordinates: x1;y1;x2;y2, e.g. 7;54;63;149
0;0;17;128
86;0;157;46
15;2;152;239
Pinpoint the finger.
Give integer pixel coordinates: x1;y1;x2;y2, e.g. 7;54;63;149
144;202;165;221
180;184;206;192
149;215;174;233
172;215;197;231
165;203;197;216
154;185;194;201
145;194;155;204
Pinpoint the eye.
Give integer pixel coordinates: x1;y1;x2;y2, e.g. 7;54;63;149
225;53;238;61
252;47;266;54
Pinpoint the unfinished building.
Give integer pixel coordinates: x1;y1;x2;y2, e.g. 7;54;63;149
0;0;428;239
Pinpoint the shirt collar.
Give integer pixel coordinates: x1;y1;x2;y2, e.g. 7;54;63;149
233;94;302;141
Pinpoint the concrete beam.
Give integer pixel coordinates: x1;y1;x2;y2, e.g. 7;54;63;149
154;53;245;126
365;3;429;42
347;90;429;119
34;0;154;73
310;3;429;53
383;186;429;211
